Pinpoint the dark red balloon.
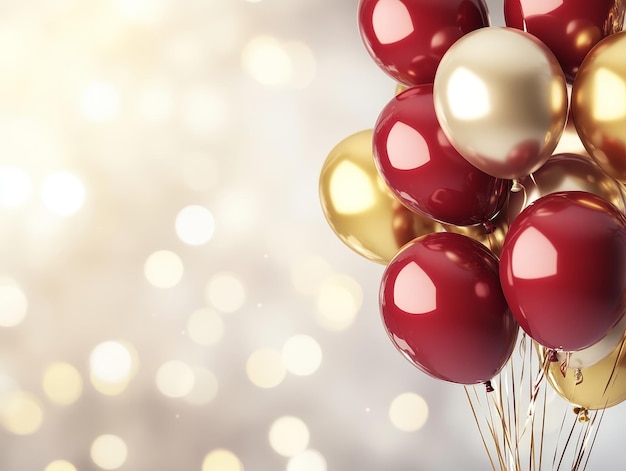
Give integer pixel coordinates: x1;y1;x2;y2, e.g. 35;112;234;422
500;191;626;352
373;84;511;227
504;0;625;82
380;232;518;384
358;0;490;86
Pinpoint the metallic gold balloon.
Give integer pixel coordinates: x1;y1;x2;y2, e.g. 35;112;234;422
319;130;442;264
508;152;626;219
433;27;568;180
572;31;626;183
538;336;626;410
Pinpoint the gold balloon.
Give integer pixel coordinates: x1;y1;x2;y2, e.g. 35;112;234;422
319;130;442;264
433;27;568;180
508;152;626;219
572;31;626;183
538;337;626;410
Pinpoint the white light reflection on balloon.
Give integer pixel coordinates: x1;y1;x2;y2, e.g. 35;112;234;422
386;121;430;170
511;227;558;279
329;160;376;214
592;67;626;121
393;261;436;314
445;67;490;120
372;0;414;45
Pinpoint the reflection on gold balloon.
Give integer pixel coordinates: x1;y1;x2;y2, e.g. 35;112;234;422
572;31;626;183
319;130;442;264
554;86;587;155
443;210;509;258
508;153;626;220
433;27;568;180
395;83;409;95
538;338;626;410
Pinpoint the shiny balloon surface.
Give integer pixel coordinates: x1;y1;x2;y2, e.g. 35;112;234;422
572;31;626;183
504;0;626;82
373;84;510;227
500;191;626;352
380;232;519;384
434;27;568;180
358;0;490;86
319;130;442;264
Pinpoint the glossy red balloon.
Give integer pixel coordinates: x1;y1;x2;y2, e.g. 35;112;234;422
500;191;626;352
373;84;511;228
358;0;490;86
504;0;626;82
380;232;518;384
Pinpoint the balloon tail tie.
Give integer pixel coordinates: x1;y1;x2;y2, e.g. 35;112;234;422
573;407;590;423
548;350;559;362
574;368;583;385
484;380;494;393
511;179;524;193
482;220;495;234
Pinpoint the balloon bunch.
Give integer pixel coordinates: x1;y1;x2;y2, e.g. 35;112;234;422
320;0;626;469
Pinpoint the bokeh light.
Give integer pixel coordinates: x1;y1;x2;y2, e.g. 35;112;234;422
45;460;77;471
187;308;224;346
156;360;195;398
41;171;86;216
90;434;128;470
0;391;43;435
144;250;184;288
287;450;327;471
268;416;310;457
281;334;322;376
0;279;28;327
202;449;244;471
175;205;215;246
315;274;363;331
388;392;429;432
242;36;292;87
246;348;285;389
205;273;246;313
42;362;83;406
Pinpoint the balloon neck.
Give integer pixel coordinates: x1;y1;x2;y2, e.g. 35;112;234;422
574;368;583;385
573;407;590;423
484;380;494;393
482;220;495;234
511;179;524;193
548;349;559;362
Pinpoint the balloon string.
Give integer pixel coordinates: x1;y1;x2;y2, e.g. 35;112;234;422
464;386;502;471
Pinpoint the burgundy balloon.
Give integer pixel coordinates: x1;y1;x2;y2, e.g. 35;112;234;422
504;0;625;82
358;0;490;86
373;84;511;228
500;191;626;352
380;232;518;385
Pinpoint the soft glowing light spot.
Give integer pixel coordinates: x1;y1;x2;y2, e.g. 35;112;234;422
269;416;310;457
282;335;322;376
187;308;224;346
180;87;227;135
79;81;120;122
202;449;244;471
372;0;414;45
156;360;195;398
184;367;219;405
90;434;128;470
90;341;133;384
316;274;363;331
45;460;77;471
0;391;43;435
592;67;626;121
246;348;286;388
242;36;292;87
393;261;437;314
389;392;429;432
175;205;215;245
512;227;558;279
290;255;332;296
0;166;33;209
42;362;83;405
205;273;246;313
386;121;430;170
0;281;28;327
214;188;259;233
446;67;490;120
521;0;564;16
144;250;184;288
41;172;86;216
329;161;376;214
283;41;316;89
287;450;327;471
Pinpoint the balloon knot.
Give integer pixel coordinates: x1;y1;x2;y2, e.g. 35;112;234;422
548;350;559;362
511;179;524;193
573;407;590;422
482;220;495;234
484;380;494;393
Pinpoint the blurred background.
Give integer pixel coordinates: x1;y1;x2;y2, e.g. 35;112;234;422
0;0;625;470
